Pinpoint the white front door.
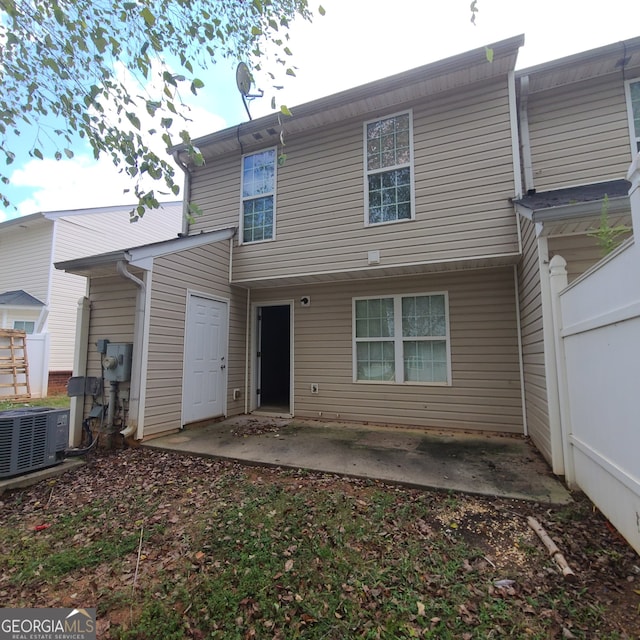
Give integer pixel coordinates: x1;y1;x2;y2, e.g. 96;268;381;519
183;295;228;424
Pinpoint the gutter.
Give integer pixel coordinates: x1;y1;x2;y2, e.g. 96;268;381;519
116;261;146;439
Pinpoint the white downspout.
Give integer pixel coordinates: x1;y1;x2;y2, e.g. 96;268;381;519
69;295;91;446
116;261;146;439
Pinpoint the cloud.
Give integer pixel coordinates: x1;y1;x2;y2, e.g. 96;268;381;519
7;60;227;217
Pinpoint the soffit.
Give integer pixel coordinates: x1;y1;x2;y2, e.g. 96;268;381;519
231;254;520;290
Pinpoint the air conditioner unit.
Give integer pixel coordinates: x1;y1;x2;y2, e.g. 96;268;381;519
0;407;69;478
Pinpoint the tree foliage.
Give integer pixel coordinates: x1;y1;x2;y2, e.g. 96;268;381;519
0;0;320;216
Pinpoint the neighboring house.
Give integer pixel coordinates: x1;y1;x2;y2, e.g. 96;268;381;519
55;36;639;463
0;202;183;397
512;38;639;474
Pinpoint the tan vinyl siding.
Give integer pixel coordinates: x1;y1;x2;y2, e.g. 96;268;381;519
517;217;551;464
548;231;632;283
190;79;519;282
252;267;523;433
83;276;138;420
143;241;246;437
527;72;636;191
0;219;52;304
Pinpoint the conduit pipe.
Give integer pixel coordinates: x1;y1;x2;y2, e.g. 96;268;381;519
116;260;146;439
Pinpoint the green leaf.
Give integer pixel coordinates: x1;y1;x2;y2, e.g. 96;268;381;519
64;148;74;159
126;112;141;129
485;46;494;63
318;5;326;16
140;7;156;27
251;26;262;36
53;6;65;25
285;68;296;77
271;96;276;110
280;105;292;117
33;148;44;160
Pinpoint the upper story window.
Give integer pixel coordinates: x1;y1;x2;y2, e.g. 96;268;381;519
241;148;276;243
353;292;451;385
364;111;414;226
625;79;640;154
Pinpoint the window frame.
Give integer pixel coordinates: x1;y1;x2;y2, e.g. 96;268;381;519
13;320;35;334
352;291;451;386
240;146;277;245
363;110;415;227
624;78;640;156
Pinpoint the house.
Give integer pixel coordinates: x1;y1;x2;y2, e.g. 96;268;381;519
512;37;640;474
0;202;183;397
57;36;526;444
55;36;639;463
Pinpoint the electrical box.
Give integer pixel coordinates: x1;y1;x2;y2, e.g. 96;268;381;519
103;343;133;382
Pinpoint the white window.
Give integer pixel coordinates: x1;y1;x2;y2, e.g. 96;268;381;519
13;320;35;334
625;79;640;154
364;111;414;225
241;148;276;243
353;293;450;385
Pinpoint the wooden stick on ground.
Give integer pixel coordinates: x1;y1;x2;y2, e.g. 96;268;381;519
527;516;576;582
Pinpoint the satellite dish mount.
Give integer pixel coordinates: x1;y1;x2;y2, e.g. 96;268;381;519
236;62;263;121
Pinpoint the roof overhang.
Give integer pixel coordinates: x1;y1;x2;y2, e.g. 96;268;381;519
516;35;640;93
231;253;521;290
174;35;524;164
513;180;632;237
55;226;236;278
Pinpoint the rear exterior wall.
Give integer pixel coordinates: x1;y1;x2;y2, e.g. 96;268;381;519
251;267;524;433
143;241;247;437
526;69;639;191
189;78;520;283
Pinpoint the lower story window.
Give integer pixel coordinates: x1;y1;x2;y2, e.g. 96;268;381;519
353;293;450;384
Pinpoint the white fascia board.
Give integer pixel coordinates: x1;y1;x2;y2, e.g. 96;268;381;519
126;226;236;267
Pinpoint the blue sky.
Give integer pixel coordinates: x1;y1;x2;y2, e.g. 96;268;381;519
2;0;639;221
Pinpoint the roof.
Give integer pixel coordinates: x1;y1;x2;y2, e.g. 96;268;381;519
513;180;632;237
56;226;237;277
174;35;524;163
0;290;45;307
517;35;640;93
513;180;631;213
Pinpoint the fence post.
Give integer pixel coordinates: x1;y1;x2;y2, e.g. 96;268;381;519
548;255;576;488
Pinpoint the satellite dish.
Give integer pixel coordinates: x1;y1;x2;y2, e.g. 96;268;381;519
236;62;253;97
235;62;264;121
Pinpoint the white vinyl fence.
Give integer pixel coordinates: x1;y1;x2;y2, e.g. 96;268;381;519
550;155;640;555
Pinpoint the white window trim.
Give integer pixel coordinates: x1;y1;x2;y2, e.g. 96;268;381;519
624;77;640;157
363;109;416;227
352;291;452;386
239;146;277;245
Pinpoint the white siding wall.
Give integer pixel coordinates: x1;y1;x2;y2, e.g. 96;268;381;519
0;218;52;303
189;79;519;283
251;267;523;433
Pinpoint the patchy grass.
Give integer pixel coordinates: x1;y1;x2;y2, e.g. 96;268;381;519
0;449;637;639
0;394;70;411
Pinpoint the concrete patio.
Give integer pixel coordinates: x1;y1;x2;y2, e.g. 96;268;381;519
145;416;572;504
